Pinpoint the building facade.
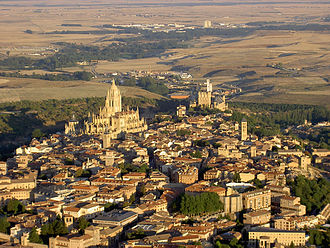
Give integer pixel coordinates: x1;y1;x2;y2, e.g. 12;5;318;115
173;165;198;184
243;189;271;211
83;80;147;139
241;118;248;141
248;228;305;248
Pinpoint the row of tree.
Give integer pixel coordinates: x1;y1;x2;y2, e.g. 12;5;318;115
0;39;187;70
308;228;330;247
174;192;224;215
0;71;93;81
0;199;26;216
28;216;89;244
118;163;149;175
288;175;330;214
229;102;330;137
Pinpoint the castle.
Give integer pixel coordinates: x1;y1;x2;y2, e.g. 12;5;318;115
190;79;228;111
65;80;147;139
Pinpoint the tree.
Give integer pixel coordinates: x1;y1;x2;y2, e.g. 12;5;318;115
32;128;45;138
289;175;330;214
308;229;329;247
137;184;146;197
40;217;68;244
215;240;230;248
73;71;92;81
126;228;146;240
178;192;224;216
28;227;43;244
104;202;119;212
289;241;295;248
191;150;202;158
0;217;10;234
233;172;241;183
75;168;91;178
4;199;26;215
77;217;89;232
123;194;136;207
252;178;264;189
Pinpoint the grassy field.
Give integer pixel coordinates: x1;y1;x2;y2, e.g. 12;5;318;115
0;77;163;103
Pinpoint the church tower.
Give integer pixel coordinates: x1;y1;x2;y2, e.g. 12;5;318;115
103;132;112;148
241;118;248;141
105;79;122;115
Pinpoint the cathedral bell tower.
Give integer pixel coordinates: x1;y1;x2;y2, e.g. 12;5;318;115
105;79;122;115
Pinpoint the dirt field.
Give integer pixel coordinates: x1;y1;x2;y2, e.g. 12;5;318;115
0;77;163;103
0;0;329;106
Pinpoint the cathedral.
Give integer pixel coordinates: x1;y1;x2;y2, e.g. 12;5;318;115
76;80;147;139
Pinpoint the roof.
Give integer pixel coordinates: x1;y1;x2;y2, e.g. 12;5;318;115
249;227;305;233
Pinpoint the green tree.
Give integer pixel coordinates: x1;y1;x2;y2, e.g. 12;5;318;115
191;150;202;158
4;199;26;215
126;228;146;240
104;202;119;212
75;168;91;178
77;217;89;232
289;175;330;214
0;217;10;234
252;178;264;189
32;128;45;138
233;172;241;183
41;217;68;244
308;229;329;247
73;71;92;81
179;192;223;215
123;194;136;207
28;227;43;244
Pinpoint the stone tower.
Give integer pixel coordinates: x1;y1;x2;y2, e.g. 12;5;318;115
206;79;212;92
105;79;122;115
64;114;79;135
198;91;212;108
241;118;247;141
250;146;256;158
103;132;112;148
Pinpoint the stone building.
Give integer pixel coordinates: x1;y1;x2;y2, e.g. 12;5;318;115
299;156;311;170
173;165;198;184
198;91;212;108
64;115;79;135
280;196;306;216
49;226;100;248
176;105;187;117
243;210;271;226
190;79;227;111
221;194;243;216
248;228;305;248
213;95;227;111
242;189;271;211
0;161;7;175
83;80;147;138
0;177;36;200
241;118;248;141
